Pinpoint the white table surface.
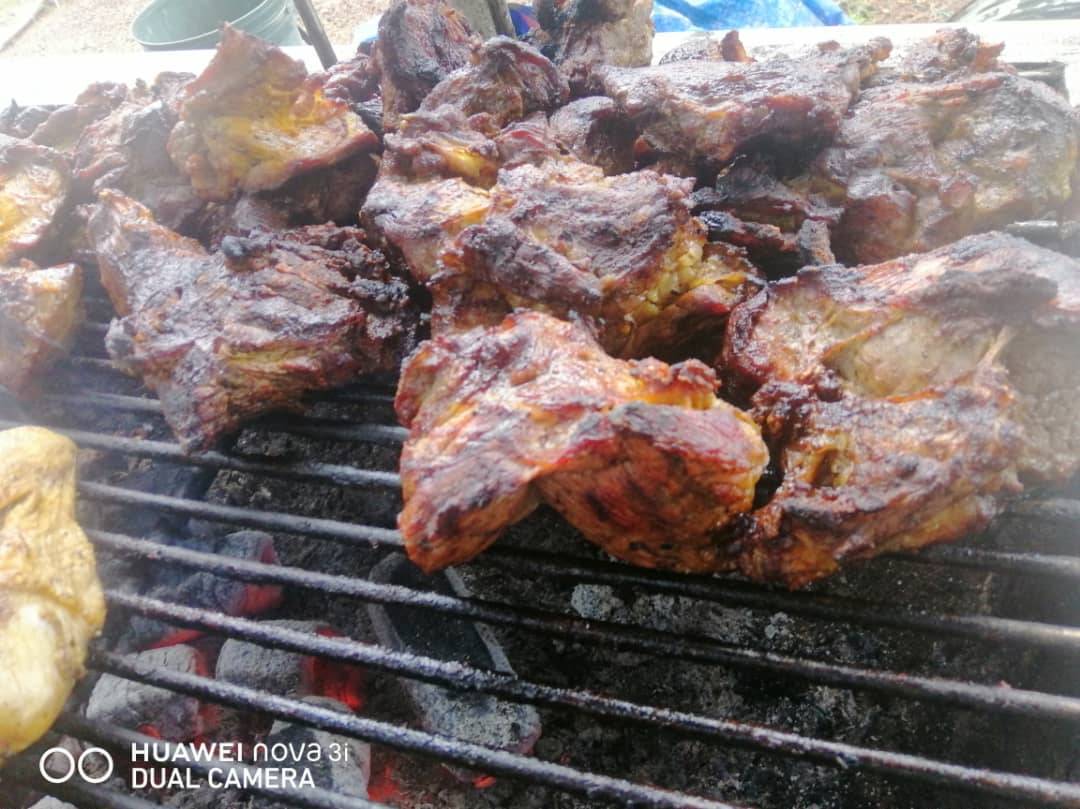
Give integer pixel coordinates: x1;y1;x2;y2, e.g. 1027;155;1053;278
2;20;1080;107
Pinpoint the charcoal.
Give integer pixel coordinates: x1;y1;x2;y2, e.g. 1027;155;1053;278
85;645;210;741
367;554;542;767
215;620;365;712
125;530;283;650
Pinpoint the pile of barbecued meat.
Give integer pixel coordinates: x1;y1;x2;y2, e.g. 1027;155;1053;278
2;0;1078;587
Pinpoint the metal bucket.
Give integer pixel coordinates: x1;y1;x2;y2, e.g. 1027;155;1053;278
131;0;303;51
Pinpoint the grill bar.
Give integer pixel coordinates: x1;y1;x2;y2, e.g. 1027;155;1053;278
38;392;409;445
90;650;747;809
5;757;162;809
0;420;401;489
89;530;1080;720
80;484;1080;653
49;715;393;809
104;588;1080;804
36;395;1078;579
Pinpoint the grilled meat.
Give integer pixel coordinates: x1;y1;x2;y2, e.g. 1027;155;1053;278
420;37;569;128
440;160;761;358
598;39;890;176
548;96;637;175
536;0;654;93
364;44;759;359
0;135;71;263
0;82;127;152
658;30;752;64
366;107;761;358
193;152;380;249
88;190;419;452
167;26;378;202
0;261;82;396
740;374;1023;588
868;28;1007;87
722;231;1080;586
73;81;203;232
811;71;1080;264
396;311;768;572
0;427;106;763
373;0;480;131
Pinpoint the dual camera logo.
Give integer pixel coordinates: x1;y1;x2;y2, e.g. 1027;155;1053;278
38;746;115;785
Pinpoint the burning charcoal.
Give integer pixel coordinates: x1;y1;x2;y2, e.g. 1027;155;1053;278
367;554;542;777
215;620;366;711
86;645;217;741
263;696;371;802
127;531;283;650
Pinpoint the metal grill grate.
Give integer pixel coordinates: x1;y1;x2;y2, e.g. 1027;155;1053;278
3;299;1080;809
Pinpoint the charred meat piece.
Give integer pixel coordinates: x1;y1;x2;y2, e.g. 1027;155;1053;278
194;152;380;248
698;210;834;279
536;0;654;94
740;374;1022;588
0;262;82;396
868;28;1007;87
658;30;752;64
0;135;71;263
73;82;203;232
366;118;761;358
373;0;480;131
420;37;569;128
693;155;840;277
0;427;106;763
813;71;1080;264
0;82;127;153
396;311;768;573
724;232;1080;482
548;96;637;175
167;26;378;202
88;190;419;452
598;39;890;176
440;160;761;357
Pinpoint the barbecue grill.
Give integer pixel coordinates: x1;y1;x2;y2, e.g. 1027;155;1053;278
1;277;1079;808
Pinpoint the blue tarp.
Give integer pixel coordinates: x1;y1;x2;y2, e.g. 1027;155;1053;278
652;0;850;32
364;0;852;46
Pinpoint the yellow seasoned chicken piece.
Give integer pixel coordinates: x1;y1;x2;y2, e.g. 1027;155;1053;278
0;427;105;762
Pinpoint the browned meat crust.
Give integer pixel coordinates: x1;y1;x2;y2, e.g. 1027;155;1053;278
536;0;654;93
548;96;637;175
372;0;480;131
0;135;71;264
867;28;1007;87
420;37;569;127
73;82;203;232
88;190;419;452
658;30;752;64
0;261;83;395
167;26;379;201
812;72;1080;264
598;39;890;176
739;374;1023;588
723;232;1080;586
396;311;767;572
0;83;127;153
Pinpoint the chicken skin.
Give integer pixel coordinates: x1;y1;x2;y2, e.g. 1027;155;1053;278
0;427;106;763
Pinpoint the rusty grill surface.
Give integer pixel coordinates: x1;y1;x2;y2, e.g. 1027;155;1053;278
2;284;1080;809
